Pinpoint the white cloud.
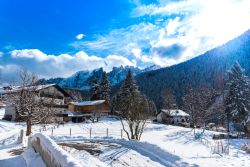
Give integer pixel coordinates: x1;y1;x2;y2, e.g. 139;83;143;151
0;51;3;57
130;0;250;67
105;55;136;71
131;48;142;59
70;0;250;69
71;22;159;55
11;49;49;61
1;49;136;81
76;34;85;40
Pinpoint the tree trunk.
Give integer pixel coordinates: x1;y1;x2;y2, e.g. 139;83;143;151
120;119;131;140
26;117;32;136
244;125;248;134
193;126;196;137
227;113;230;133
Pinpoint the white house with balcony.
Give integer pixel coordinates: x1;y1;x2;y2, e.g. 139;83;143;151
1;84;72;121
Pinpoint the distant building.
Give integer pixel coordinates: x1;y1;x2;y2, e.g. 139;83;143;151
58;100;110;123
1;84;72;121
0;102;6;108
157;109;190;126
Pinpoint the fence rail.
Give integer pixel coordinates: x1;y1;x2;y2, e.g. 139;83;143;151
39;125;125;139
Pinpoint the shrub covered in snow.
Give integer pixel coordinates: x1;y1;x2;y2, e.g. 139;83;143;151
241;142;250;153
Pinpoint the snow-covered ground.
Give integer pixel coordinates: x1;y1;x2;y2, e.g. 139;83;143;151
0;108;249;167
0;108;5;120
58;141;164;167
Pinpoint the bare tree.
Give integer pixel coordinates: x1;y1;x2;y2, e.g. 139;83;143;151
113;70;152;140
183;86;216;136
8;70;56;136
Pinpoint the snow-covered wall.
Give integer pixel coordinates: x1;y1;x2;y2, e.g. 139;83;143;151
28;133;82;167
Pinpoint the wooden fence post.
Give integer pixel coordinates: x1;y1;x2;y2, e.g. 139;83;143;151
70;128;71;136
90;128;92;138
121;129;123;139
51;129;53;136
107;128;108;137
19;129;24;144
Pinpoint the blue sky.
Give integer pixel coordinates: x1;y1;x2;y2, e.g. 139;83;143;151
1;0;250;82
0;0;137;54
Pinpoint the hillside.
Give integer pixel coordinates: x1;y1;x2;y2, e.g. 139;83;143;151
134;30;250;108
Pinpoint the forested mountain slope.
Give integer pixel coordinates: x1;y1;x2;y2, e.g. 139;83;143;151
134;30;250;108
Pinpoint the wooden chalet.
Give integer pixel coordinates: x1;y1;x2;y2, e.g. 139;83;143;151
58;100;110;122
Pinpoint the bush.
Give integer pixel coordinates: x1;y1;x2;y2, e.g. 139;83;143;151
242;142;250;153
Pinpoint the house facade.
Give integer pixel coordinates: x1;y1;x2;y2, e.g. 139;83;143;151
157;109;190;126
2;84;71;121
59;100;110;122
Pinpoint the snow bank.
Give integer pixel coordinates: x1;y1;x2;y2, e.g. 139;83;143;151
29;133;82;167
22;148;46;167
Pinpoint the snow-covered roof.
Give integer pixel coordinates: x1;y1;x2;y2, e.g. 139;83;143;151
0;84;71;97
69;100;106;106
0;84;56;94
31;84;57;91
60;110;91;117
161;109;190;117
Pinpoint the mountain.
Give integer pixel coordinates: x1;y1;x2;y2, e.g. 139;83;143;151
142;65;161;72
108;66;142;85
37;66;145;90
134;30;250;109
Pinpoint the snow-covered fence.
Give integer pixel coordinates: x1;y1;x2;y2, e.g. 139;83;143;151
210;140;229;155
28;133;82;167
199;135;229;155
48;127;124;139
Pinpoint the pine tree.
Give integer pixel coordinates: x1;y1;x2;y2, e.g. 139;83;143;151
225;62;250;132
149;100;157;116
90;79;100;101
161;89;177;109
113;70;151;140
100;71;111;104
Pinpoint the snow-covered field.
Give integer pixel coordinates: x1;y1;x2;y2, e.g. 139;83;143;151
0;108;249;167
